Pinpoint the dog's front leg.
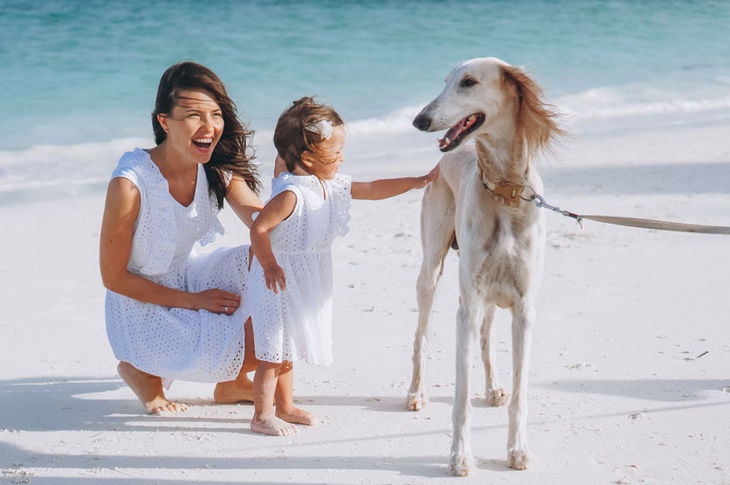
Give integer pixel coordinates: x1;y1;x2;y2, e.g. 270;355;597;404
507;299;534;470
450;301;480;476
408;178;454;411
407;260;442;410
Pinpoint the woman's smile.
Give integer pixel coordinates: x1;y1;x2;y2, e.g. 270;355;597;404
192;136;215;152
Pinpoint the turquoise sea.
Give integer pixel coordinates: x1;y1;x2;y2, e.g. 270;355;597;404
1;0;729;199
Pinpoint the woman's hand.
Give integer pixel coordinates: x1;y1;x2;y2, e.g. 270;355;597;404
192;289;242;314
263;264;287;294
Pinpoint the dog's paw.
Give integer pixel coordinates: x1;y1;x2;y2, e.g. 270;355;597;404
449;453;473;477
508;447;531;470
485;387;509;407
406;390;427;411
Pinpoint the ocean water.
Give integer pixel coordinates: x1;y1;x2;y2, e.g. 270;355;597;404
1;0;729;201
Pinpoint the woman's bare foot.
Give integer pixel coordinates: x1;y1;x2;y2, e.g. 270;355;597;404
117;362;188;414
276;404;316;426
213;378;255;404
250;413;298;436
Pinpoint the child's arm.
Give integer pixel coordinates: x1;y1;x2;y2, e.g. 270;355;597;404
250;191;297;294
350;165;439;200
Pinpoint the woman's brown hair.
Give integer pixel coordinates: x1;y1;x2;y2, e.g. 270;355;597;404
152;62;260;208
273;96;344;173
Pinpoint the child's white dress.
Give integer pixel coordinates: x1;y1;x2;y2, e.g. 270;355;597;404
245;172;352;365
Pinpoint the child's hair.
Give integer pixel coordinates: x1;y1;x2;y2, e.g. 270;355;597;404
274;96;344;173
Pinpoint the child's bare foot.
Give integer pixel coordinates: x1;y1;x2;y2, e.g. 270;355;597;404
251;413;298;436
213;379;254;404
276;405;316;426
117;362;188;414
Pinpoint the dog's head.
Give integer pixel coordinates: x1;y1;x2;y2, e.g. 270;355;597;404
413;57;563;158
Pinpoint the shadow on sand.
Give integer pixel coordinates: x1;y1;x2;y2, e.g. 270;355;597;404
544;377;730;402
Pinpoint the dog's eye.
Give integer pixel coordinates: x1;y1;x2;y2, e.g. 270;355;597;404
460;77;477;88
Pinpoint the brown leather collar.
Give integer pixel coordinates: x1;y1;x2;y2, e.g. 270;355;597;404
479;169;532;208
475;144;533;208
484;181;527;208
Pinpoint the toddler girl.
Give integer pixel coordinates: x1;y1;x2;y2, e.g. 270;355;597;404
245;97;438;436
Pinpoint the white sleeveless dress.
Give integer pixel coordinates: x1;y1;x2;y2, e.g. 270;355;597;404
245;172;352;365
105;148;250;383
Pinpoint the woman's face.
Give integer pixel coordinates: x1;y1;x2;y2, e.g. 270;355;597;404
306;125;345;180
158;89;224;164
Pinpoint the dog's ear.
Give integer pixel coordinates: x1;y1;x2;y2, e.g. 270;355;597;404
501;65;566;160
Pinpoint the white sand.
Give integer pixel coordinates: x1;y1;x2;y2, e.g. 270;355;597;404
1;120;729;484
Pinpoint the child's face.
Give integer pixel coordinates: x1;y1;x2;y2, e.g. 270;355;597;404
306;125;345;180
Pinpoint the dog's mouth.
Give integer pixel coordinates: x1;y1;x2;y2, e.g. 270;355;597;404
438;113;485;152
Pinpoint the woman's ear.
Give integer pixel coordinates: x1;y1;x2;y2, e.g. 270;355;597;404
157;113;170;134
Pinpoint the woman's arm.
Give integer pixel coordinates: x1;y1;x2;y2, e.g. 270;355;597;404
250;191;297;294
350;165;439;200
99;178;240;313
226;156;287;227
225;176;265;228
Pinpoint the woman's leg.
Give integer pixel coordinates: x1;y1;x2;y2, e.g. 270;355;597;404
251;361;298;436
117;361;188;414
274;361;316;425
214;317;259;403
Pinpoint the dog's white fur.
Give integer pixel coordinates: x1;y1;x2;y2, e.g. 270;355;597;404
407;57;563;476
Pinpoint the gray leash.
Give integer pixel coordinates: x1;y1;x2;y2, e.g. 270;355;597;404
527;194;730;235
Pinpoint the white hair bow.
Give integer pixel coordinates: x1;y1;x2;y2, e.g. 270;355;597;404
304;119;334;140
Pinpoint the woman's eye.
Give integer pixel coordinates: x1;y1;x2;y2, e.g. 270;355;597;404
460;78;477;88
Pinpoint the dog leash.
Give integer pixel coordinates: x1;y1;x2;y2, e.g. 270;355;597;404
526;193;730;235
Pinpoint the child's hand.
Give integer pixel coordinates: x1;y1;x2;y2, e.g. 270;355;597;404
264;263;287;293
414;164;440;188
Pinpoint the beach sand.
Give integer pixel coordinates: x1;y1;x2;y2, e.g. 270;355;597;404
1;121;729;484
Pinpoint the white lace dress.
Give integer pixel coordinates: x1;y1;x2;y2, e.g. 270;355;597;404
245;172;352;365
105;148;250;383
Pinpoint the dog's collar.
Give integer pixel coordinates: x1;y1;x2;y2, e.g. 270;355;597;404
483;180;526;208
479;171;533;208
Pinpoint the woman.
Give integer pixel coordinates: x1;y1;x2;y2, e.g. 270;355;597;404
100;62;269;414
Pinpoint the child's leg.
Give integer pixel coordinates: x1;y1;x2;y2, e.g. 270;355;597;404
274;361;317;426
251;361;298;436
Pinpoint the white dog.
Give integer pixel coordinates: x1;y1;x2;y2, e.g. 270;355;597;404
407;57;564;476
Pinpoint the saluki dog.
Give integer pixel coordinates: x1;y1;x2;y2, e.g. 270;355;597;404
408;57;563;476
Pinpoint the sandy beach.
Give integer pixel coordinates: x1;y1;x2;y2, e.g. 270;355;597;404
1;118;729;484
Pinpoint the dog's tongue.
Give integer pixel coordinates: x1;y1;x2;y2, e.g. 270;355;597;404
438;119;467;149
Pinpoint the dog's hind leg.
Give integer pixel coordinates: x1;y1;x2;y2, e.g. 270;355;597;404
480;304;508;407
507;298;534;470
407;178;455;411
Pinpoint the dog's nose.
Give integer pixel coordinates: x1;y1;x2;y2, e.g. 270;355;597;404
412;114;432;131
